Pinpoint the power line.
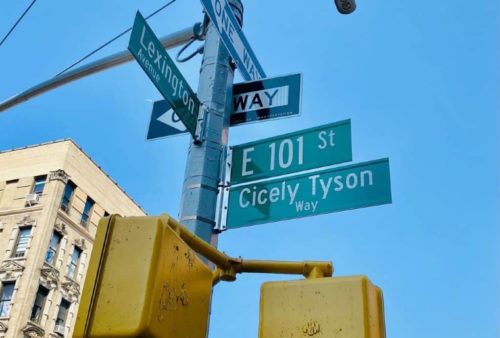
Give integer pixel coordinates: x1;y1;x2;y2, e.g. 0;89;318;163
54;0;177;77
0;0;38;48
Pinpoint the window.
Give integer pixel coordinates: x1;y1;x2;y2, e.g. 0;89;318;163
31;175;47;195
60;181;76;213
12;226;32;258
55;298;70;333
30;285;49;323
0;282;14;317
80;197;94;226
45;231;62;265
66;246;82;279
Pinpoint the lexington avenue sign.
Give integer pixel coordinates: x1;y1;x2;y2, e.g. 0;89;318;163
129;11;200;138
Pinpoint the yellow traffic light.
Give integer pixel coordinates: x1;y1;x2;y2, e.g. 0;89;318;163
74;215;213;338
259;276;385;338
74;213;382;338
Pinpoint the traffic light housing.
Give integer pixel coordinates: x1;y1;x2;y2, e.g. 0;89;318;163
259;276;385;338
74;215;213;338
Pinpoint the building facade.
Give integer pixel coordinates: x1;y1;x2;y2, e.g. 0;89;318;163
0;140;145;338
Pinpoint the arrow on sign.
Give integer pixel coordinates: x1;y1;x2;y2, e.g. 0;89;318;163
157;109;187;132
147;101;188;140
147;74;302;140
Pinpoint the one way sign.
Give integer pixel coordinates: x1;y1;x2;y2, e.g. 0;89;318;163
231;73;301;126
147;73;302;140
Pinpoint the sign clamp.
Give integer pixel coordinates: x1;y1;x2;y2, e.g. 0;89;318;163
194;105;208;144
214;146;232;232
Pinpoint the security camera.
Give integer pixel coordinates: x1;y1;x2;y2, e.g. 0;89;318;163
334;0;356;14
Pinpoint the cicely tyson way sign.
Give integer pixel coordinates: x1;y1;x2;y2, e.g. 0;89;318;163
230;120;352;184
226;158;392;229
129;11;201;138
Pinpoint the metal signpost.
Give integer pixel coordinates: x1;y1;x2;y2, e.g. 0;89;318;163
200;0;266;81
129;11;201;139
225;158;392;229
147;73;302;139
230;120;352;184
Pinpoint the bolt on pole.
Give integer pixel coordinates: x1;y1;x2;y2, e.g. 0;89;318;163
179;0;242;245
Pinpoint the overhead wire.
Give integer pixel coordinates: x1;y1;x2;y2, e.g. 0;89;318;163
54;0;177;77
0;0;38;48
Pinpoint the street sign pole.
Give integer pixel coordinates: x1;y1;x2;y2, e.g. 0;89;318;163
178;0;240;244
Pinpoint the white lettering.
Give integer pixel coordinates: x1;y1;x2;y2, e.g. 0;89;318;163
269;187;280;202
295;200;318;212
346;173;358;189
147;41;155;58
309;175;320;196
287;184;299;205
318;130;335;150
242;147;254;176
334;175;344;191
319;177;333;199
154;50;162;68
318;131;327;149
139;26;148;50
239;188;250;208
360;170;373;187
257;189;268;205
279;139;293;169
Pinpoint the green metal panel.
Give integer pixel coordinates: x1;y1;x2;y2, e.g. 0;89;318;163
227;158;391;229
231;120;352;184
128;11;200;137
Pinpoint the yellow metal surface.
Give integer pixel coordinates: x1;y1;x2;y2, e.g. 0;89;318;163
163;214;333;280
74;215;213;338
259;276;385;338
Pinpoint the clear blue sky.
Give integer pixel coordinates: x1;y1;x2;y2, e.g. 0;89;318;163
1;1;498;337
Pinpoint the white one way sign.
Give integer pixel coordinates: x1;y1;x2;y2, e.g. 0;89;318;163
147;74;302;139
200;0;266;81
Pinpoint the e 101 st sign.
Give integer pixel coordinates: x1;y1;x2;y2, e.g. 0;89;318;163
226;158;392;229
230;120;352;184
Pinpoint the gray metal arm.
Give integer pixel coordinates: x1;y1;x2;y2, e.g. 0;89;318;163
0;25;201;113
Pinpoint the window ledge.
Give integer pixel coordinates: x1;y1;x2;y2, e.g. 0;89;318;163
0;206;43;216
2;257;27;263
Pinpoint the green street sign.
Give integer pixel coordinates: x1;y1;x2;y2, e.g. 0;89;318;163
128;11;200;138
230;120;352;184
226;158;392;229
